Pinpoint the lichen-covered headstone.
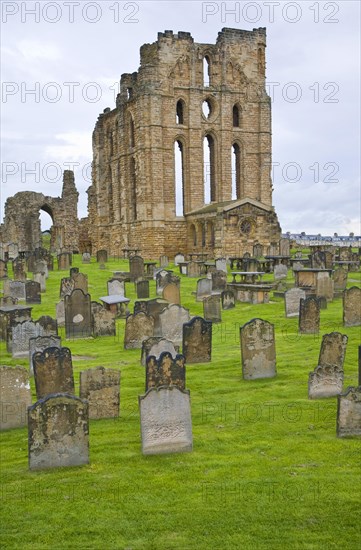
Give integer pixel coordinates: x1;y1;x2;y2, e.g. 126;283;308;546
337;387;361;438
29;335;62;375
146;352;185;390
308;332;348;399
28;393;89;470
203;295;221;323
33;347;75;399
284;288;306;318
196;278;212;302
343;287;361;327
141;337;178;367
182;316;212;363
64;289;92;339
162;283;180;305
299;297;320;334
79;367;120;419
221;290;235;310
157;304;190;345
240;318;276;380
124;312;154;349
0;366;31;430
25;281;41;304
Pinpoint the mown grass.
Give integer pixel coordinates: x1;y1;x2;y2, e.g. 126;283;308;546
0;255;360;550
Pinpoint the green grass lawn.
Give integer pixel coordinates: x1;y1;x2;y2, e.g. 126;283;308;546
1;256;360;549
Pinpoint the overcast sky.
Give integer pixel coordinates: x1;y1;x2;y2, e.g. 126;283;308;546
1;0;360;235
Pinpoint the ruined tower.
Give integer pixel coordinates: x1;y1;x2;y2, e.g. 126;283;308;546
88;28;281;257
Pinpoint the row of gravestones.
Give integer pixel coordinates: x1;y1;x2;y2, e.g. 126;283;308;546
284;288;361;331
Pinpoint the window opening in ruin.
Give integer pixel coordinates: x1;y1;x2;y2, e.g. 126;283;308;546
127;88;133;100
129;116;135;148
130;157;137;220
202;99;212;119
39;207;53;250
190;224;197;247
176;100;184;125
233;105;240;127
204;135;216;204
203;56;210;87
231;143;241;200
174;140;185;216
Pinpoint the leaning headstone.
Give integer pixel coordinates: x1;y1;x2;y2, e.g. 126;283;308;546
203;295;221;323
28;394;89;470
72;272;88;294
107;278;125;296
211;270;227;293
92;306;116;337
33;347;74;399
141;337;178;367
29;336;62;375
174;253;185;266
64;289;92;339
136;279;149;299
240;318;276;380
182;316;212;363
196;278;212;302
56;300;65;327
308;332;348;399
60;277;75;298
163;283;181;305
146;352;185;390
274;264;288;280
284;288;306;318
299;297;320;334
79;367;120;419
157;304;190;345
96;249;108;263
316;272;334;302
25;281;41;304
343;287;361;327
215;258;227;273
82;252;91;264
139;386;192;455
337;387;361;438
129;255;144;281
124;312;154;349
333;267;348;291
221;289;235;310
0;366;31;430
34;272;46;293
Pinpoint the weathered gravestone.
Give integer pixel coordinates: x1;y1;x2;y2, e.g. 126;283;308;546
70;267;79;277
56;300;65;327
343;287;361;327
299;297;320;334
146;352;185;390
157;304;190;345
221;289;235;310
187;261;202;278
196;278;212;302
26;254;36;273
7;281;26;302
240;318;276;380
79;367;120;419
0;305;32;342
284;288;306;318
12;260;26;281
311;251;326;269
156;270;173;295
96;249;108;263
215;257;227;273
29;335;62;375
279;238;290;257
129;255;144;281
9;318;56;357
182;316;212;363
0;259;8;279
124;312;154;349
136;279;149;299
60;277;75;298
324;251;333;269
25;281;41;304
91;303;116;337
163;283;180;305
72;272;88;294
33;347;74;399
333;267;348;291
139;386;193;455
174;253;185;266
64;289;92;339
141;337;178;367
211;270;227;293
107;278;125;296
308;332;348;399
159;255;169;268
28;394;89;470
57;252;71;270
203;295;221;323
316;272;334;302
34;272;46;293
0;366;31;430
253;243;263;259
0;296;18;306
34;260;48;279
274;264;288;280
82;252;91;264
337;387;361;437
268;242;279;256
